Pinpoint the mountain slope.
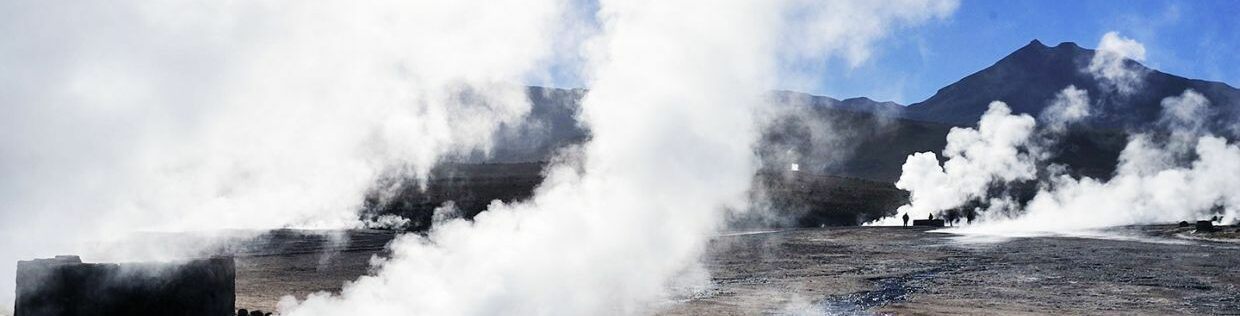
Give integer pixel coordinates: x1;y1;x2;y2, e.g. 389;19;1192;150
904;40;1240;130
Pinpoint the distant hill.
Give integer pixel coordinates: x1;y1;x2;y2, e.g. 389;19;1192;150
482;87;957;182
770;90;905;116
370;39;1239;228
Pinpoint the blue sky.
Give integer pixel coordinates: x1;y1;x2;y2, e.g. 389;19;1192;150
812;0;1240;104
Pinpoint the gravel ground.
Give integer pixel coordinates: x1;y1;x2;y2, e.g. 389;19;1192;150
230;226;1240;315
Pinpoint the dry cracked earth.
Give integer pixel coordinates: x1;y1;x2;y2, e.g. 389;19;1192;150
229;225;1240;315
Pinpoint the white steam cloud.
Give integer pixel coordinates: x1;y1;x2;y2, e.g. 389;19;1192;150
1;0;958;314
1;0;569;309
876;31;1239;233
279;0;958;315
882;84;1094;224
1087;31;1148;95
1040;85;1092;134
978;89;1239;232
888;101;1038;221
281;0;781;312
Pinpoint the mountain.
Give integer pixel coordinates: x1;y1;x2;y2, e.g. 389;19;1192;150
369;39;1240;228
903;40;1240;130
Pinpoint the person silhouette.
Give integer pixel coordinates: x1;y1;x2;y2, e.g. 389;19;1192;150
928;213;934;221
902;213;910;227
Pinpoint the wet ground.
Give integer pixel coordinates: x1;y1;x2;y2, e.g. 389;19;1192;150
229;226;1240;315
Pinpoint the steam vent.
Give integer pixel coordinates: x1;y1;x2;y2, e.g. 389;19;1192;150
14;255;235;316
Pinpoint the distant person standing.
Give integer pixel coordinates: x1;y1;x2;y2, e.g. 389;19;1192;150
902;213;910;227
928;213;934;221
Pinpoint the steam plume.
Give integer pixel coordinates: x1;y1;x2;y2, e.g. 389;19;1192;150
886;101;1038;222
992;89;1239;232
0;0;568;308
877;32;1239;232
1040;85;1092;135
1087;32;1148;95
281;0;957;314
1;0;959;314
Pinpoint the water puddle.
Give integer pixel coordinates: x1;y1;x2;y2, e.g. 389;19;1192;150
816;268;946;315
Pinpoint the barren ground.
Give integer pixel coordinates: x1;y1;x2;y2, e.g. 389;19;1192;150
231;225;1240;315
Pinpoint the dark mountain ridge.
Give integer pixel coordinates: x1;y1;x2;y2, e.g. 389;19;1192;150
904;40;1240;130
770;90;905;116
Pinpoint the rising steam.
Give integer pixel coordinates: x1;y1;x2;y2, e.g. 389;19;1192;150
1087;32;1148;96
1;0;960;313
280;0;957;314
1;0;569;309
991;89;1240;232
876;33;1239;233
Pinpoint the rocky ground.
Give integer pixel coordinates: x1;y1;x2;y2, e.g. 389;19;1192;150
665;225;1240;315
230;225;1240;315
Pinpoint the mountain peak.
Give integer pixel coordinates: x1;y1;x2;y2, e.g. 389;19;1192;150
1015;39;1086;56
1053;41;1082;49
842;96;875;103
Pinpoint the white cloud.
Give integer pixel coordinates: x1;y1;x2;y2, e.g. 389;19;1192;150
775;0;958;92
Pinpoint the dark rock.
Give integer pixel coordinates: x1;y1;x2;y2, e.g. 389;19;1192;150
237;309;249;316
1196;221;1216;233
1179;221;1191;227
15;256;234;316
912;219;945;227
249;310;264;316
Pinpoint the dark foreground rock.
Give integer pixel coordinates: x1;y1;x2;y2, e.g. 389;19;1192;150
15;255;234;316
1196;220;1216;232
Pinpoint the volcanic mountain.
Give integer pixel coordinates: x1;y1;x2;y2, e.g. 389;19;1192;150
903;40;1240;129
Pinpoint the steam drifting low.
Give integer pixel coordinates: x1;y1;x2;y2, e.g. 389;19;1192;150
1;0;959;314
